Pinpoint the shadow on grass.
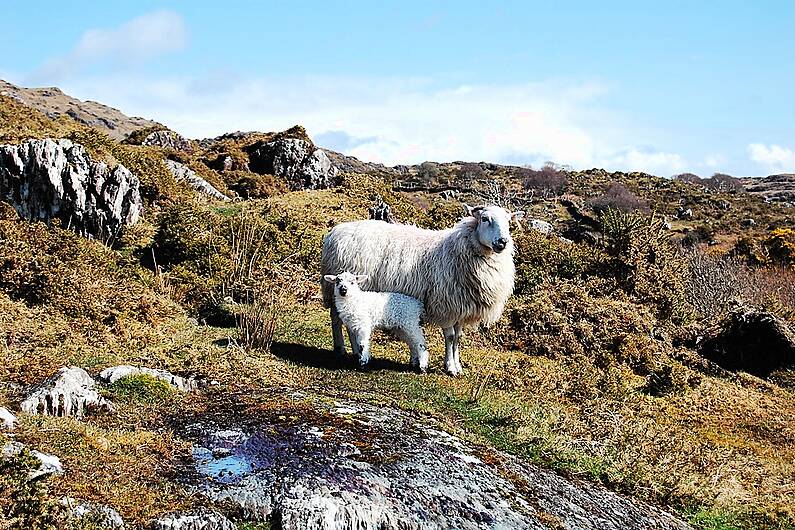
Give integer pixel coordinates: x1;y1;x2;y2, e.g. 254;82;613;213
270;341;413;373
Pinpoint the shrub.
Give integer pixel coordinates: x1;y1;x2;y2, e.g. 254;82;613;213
0;448;65;528
588;182;649;214
599;209;691;322
519;162;569;197
674;173;703;185
704;173;743;194
763;228;795;268
512;230;601;294
236;291;279;352
416;161;440;180
458;163;485;180
507;279;666;376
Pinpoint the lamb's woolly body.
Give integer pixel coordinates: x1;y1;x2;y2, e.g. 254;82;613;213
334;289;424;337
321;217;515;329
330;274;428;370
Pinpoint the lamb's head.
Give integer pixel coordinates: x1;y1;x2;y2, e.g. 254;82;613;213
465;204;525;253
324;271;369;298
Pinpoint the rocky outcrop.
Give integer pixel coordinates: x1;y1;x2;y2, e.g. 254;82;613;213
179;392;691;530
151;508;235;530
246;134;338;190
0;138;142;238
743;174;795;206
142;130;193;152
368;194;395;223
164;160;230;201
99;365;201;392
21;366;113;417
61;497;125;529
2;441;64;479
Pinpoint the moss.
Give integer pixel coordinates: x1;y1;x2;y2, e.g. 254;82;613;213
107;374;175;404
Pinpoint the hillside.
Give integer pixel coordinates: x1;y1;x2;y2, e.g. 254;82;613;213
1;84;795;530
0;80;161;141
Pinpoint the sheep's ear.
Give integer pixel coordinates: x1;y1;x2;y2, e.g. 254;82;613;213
465;204;484;219
355;274;369;284
323;275;337;282
511;210;526;223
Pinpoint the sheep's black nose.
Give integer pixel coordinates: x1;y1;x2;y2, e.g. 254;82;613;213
493;238;508;252
338;286;347;296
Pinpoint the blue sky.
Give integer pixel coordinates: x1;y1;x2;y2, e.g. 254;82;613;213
2;1;794;176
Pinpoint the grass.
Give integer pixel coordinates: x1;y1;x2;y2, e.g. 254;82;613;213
106;375;175;404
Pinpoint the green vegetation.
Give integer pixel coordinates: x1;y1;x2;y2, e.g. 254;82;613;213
2;94;795;529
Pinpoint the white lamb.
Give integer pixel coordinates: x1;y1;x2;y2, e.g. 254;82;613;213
323;271;430;372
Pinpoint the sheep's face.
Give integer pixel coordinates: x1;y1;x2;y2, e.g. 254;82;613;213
324;272;368;298
467;205;525;253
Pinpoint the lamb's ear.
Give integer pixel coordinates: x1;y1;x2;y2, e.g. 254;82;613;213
511;210;526;223
323;275;337;283
355;274;369;284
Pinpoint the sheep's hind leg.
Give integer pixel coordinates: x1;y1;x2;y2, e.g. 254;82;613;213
330;306;347;356
443;326;461;376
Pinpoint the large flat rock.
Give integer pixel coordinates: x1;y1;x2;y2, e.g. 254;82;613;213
176;392;691;530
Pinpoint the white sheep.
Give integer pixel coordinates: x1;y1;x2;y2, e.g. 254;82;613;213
321;204;524;375
323;272;429;371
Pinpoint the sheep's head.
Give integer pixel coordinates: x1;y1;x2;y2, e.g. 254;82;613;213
324;271;368;297
464;204;525;253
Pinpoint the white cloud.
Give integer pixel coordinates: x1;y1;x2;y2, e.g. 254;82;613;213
748;143;795;172
28;10;187;83
48;73;688;175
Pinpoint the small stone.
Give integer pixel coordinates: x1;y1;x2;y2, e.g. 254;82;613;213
61;497;125;529
0;407;16;430
150;508;235;530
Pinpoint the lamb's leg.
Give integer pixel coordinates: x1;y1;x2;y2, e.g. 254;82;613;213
443;326;460;376
346;327;359;361
330;306;347;356
453;322;464;375
357;328;372;368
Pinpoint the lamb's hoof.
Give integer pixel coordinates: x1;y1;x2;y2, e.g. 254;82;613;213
410;363;428;374
356;359;371;371
445;366;463;377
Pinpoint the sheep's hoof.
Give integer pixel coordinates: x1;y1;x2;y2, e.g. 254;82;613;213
445;366;463;377
410;363;428;374
333;347;348;358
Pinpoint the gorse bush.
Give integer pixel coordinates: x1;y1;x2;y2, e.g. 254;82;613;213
0;447;65;529
599;208;690;323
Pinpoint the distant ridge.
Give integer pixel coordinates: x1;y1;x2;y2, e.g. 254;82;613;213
0;79;162;141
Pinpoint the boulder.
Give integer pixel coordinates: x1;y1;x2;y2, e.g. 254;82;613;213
21;366;113;417
0;406;16;430
2;441;63;479
0;138;142;238
142;130;193;153
179;392;691;530
246;136;338;190
368;194;395;223
61;497;125;529
164;160;230;201
98;365;201;392
151;508;235;530
528;219;554;235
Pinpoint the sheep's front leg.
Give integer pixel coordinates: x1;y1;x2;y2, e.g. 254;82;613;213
453;322;464;375
331;306;347;356
346;327;360;360
443;326;461;376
